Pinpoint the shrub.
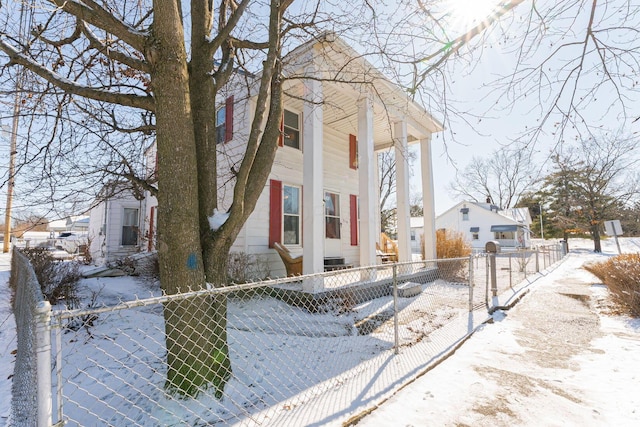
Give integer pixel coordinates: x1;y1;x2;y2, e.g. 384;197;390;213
436;229;472;259
227;252;270;284
584;253;640;317
109;256;137;275
434;229;472;283
21;247;82;307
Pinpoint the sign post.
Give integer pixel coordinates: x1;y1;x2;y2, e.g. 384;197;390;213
604;220;623;254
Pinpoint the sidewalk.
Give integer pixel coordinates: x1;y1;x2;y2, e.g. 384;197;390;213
356;240;640;426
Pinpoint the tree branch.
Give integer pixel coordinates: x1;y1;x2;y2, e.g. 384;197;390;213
50;0;148;52
0;38;154;111
82;23;151;73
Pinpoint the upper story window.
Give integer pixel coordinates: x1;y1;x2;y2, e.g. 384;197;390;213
216;107;226;144
461;207;469;221
283;109;300;149
216;96;234;144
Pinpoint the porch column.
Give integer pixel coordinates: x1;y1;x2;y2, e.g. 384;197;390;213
302;66;324;291
374;151;381;246
358;96;377;269
420;134;437;260
394;119;412;262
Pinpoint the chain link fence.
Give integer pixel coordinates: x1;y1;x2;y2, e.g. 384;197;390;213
9;249;52;427
11;243;566;426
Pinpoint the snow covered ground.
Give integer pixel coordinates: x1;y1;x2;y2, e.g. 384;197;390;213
1;237;638;426
0;253;14;426
357;237;640;426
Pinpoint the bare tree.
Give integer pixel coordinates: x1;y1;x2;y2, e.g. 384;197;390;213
0;0;297;397
378;149;418;235
449;144;537;209
395;0;640;150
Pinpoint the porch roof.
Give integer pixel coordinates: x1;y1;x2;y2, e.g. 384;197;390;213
490;225;519;232
281;33;443;150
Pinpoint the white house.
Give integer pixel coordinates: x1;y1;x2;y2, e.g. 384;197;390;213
48;216;90;235
436;201;533;250
410;217;424;254
94;34;443;282
88;186;147;265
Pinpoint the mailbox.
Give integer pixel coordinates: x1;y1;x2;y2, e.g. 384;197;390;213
485;241;501;253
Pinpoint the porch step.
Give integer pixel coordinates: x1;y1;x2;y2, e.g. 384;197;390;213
324;263;353;272
324;256;345;266
324;257;352;272
397;281;422;298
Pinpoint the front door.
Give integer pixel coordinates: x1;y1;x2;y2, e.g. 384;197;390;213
324;191;342;258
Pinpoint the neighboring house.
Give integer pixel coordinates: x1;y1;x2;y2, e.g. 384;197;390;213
88;186;147;265
98;34;444;283
48;216;90;236
436;201;532;250
410;217;424;254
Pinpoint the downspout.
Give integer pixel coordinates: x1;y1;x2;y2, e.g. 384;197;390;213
139;198;144;252
103;199;109;262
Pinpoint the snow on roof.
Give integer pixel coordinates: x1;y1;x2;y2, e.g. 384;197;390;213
499;207;532;225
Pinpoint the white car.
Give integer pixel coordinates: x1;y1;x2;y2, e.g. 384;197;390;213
54;232;88;254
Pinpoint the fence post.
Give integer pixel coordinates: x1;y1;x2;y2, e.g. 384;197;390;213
508;253;512;289
35;300;53;427
468;255;474;312
535;249;539;273
392;263;399;355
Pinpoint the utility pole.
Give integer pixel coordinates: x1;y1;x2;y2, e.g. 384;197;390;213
3;1;28;253
3;93;20;253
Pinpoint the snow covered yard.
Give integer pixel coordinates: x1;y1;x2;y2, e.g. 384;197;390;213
50;273;486;426
3;238;630;426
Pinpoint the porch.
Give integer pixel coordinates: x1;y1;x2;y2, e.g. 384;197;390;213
269;260;440;311
269;35;442;288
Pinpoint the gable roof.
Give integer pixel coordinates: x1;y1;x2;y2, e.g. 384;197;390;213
499;207;532;225
437;201;531;227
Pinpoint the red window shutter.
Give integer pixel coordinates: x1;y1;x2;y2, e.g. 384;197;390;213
278;113;284;147
349;134;357;170
224;96;234;142
350;194;358;246
269;179;282;248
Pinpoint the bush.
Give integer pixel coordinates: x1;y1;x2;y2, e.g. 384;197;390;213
436;229;472;259
584;253;640;317
21;247;82;307
227;252;270;284
434;229;472;283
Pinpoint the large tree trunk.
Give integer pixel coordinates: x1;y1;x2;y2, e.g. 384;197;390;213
151;0;229;397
